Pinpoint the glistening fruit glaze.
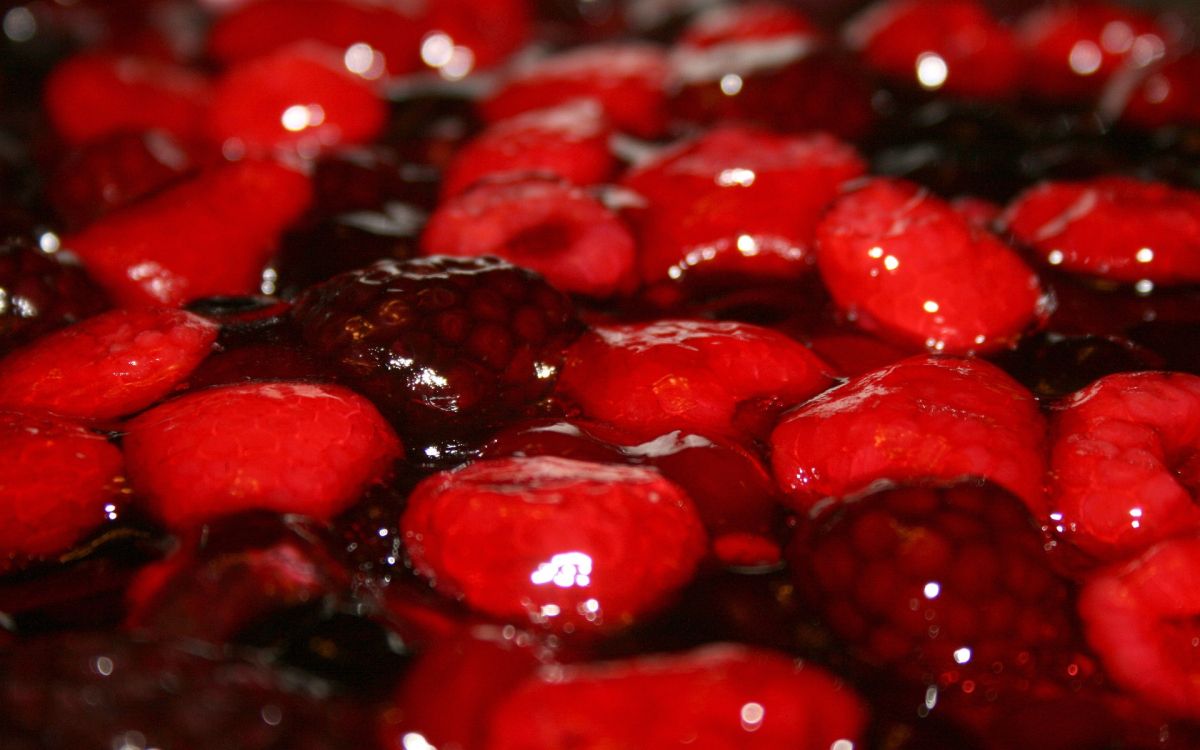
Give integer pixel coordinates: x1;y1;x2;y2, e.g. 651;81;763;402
1;0;1200;748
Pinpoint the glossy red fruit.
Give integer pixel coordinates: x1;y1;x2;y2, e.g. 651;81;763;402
1003;177;1200;287
621;125;866;285
484;644;867;749
1016;2;1168;103
771;355;1047;514
43;52;212;146
557;319;835;442
845;0;1021;99
208;0;425;76
48;131;194;229
440;100;615;198
482;43;671;139
401;455;707;633
794;481;1077;712
817;179;1045;354
0;242;110;355
1048;371;1200;564
421;177;637;298
669;4;875;140
483;418;786;567
379;625;543;750
123;381;402;530
1079;536;1200;719
208;45;388;155
64;159;312;308
1116;53;1200;130
418;0;533;73
291;256;581;443
0;411;123;562
125;513;350;644
0;308;217;422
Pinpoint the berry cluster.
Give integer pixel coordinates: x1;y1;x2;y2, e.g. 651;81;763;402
2;0;1200;748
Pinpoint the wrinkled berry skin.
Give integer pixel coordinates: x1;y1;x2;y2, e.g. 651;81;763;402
292;256;582;442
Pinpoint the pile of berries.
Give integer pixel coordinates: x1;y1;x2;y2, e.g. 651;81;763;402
2;0;1200;747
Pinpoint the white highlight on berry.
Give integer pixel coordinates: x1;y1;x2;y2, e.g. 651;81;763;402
739;702;765;732
530;551;593;588
402;733;437;750
1047;250;1065;265
280;104;325;132
720;73;744;96
717;168;757;187
344;42;385;80
915;52;948;90
922;300;940;314
923;582;941;599
1136;247;1155;263
953;647;972;664
1068;40;1103;76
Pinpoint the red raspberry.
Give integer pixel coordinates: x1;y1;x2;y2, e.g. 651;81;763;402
0;308;217;422
816;178;1046;354
43;52;212;146
557;319;835;442
207;45;388;156
1116;53;1200;130
793;481;1080;728
64;159;312;308
1048;371;1200;564
483;644;866;749
622;125;865;286
421;176;637;298
771;355;1047;514
291;256;581;443
440;100;615;198
845;0;1022;99
208;0;425;77
483;418;785;567
123;381;402;530
0;241;109;355
125;512;350;644
1003;177;1200;287
48;131;195;230
379;626;543;750
1016;2;1169;103
669;4;875;140
481;43;671;139
1079;536;1200;720
0;411;123;564
400;455;707;633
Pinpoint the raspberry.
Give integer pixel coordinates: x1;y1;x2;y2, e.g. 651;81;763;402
845;0;1021;99
1079;536;1200;720
208;0;425;77
1003;177;1200;287
669;6;875;140
1116;53;1200;130
440;100;615;198
43;52;212;146
64;159;312;308
379;625;543;750
0;411;123;564
816;178;1046;354
47;131;194;229
483;418;785;567
125;512;350;645
481;43;671;139
556;319;834;442
621;125;866;286
421;176;637;298
1016;2;1169;103
0;241;109;355
793;481;1079;724
291;256;581;443
207;44;388;156
123;381;402;530
1048;371;1200;564
771;355;1047;514
400;455;707;633
0;307;217;422
483;644;867;749
0;631;374;749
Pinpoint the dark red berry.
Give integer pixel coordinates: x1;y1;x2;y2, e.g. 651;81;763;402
0;241;109;356
291;256;582;442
